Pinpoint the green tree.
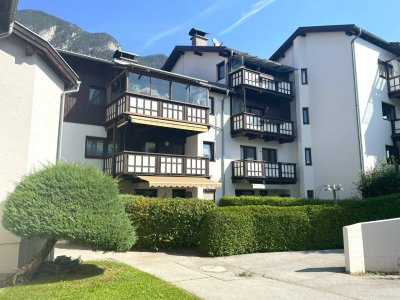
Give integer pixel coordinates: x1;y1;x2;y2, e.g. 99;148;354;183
1;163;136;285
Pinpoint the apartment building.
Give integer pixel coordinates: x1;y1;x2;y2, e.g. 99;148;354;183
59;50;222;201
0;22;78;274
163;26;400;199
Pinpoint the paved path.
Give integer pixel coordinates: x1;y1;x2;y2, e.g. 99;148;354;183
55;244;400;300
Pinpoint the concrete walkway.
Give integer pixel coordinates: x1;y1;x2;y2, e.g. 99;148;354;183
55;244;400;300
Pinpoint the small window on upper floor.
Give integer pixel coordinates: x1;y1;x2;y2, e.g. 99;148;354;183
217;61;225;81
378;60;394;79
382;102;396;121
305;148;312;166
302;107;310;124
209;97;215;115
301;68;308;85
203;142;215;161
89;87;106;106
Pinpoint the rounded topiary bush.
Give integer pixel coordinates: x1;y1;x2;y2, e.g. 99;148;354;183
3;163;136;252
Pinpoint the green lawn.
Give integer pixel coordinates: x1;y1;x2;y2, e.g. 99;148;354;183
0;260;200;300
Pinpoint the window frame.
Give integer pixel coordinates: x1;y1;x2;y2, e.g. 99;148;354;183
203;141;215;161
235;189;255;196
262;148;277;163
89;86;106;107
203;189;216;201
209;96;215;115
305;148;312;166
301;68;308;85
302;107;310;124
378;60;394;79
240;145;257;160
307;190;314;199
382;102;396;121
386;145;396;163
85;136;107;159
217;61;226;81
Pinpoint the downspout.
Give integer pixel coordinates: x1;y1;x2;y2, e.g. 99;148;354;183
0;23;14;39
220;92;229;196
350;28;364;171
56;81;81;161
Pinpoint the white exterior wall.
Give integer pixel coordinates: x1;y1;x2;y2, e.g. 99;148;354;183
353;39;398;170
60;122;107;169
280;32;364;199
171;52;228;84
344;218;400;274
0;36;65;274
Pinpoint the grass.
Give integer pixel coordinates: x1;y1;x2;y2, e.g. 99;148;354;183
0;260;200;300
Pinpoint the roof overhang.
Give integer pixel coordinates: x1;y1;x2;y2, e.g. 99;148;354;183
138;176;221;188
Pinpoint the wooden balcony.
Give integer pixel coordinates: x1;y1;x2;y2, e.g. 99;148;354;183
231;112;295;143
105;92;209;133
232;160;297;184
388;75;400;98
104;151;209;177
230;68;294;97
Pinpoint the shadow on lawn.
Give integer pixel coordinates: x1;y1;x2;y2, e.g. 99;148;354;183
4;263;105;288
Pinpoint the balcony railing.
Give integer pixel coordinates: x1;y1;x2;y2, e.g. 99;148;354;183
388;75;400;97
231;112;295;142
104;151;209;177
230;68;294;97
105;92;209;125
232;160;296;183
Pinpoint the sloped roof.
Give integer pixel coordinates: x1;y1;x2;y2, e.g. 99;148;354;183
11;22;79;87
270;24;400;61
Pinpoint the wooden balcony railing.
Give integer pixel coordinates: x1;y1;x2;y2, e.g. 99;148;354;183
230;68;294;97
105;92;209;125
232;160;296;183
388;75;400;96
231;112;295;142
104;151;209;177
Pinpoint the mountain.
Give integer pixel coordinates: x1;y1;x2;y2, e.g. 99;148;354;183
15;10;167;69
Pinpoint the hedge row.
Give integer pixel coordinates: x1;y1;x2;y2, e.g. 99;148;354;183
200;194;400;256
219;196;330;207
122;195;216;250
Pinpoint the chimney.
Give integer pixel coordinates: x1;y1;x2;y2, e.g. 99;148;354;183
113;50;139;64
189;28;208;46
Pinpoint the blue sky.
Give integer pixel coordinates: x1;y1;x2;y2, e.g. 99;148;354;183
19;0;400;58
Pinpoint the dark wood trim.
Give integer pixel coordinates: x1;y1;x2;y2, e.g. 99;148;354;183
85;136;108;159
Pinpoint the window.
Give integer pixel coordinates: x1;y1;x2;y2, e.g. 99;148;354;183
151;77;170;99
305;148;312;166
262;148;277;162
307;190;314;199
144;142;156;153
259;190;269;196
217;61;225;81
378;61;394;79
203;189;216;201
235;190;254;196
172;189;187;198
301;68;308;85
240;146;257;160
302;107;310;124
382;102;396;121
135;189;157;197
247;106;264;116
209;97;215;115
203;142;215;161
85;137;106;158
386;145;396;163
129;73;151;96
89;87;106;106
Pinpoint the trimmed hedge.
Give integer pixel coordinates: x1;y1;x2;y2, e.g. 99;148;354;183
219;196;330;207
122;195;216;250
200;194;400;256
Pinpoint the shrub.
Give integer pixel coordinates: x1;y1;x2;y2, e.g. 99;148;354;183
122;195;216;250
219;196;330;207
200;194;400;256
2;163;136;283
357;161;400;197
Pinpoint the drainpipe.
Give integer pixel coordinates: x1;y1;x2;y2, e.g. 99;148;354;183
56;82;81;161
0;0;18;40
220;91;229;196
350;28;364;171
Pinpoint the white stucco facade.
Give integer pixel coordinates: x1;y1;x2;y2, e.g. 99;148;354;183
0;35;68;274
